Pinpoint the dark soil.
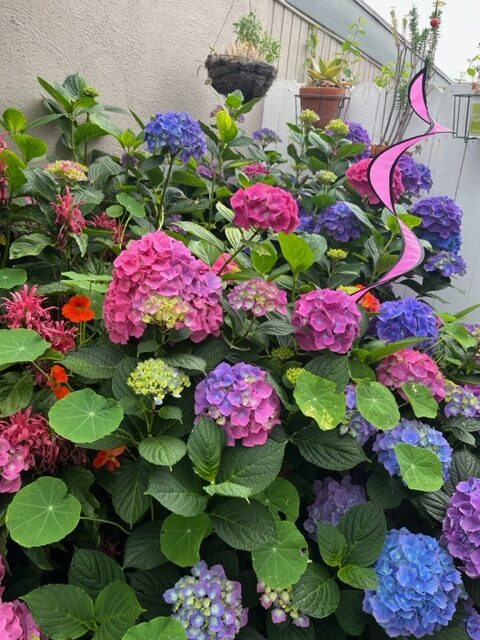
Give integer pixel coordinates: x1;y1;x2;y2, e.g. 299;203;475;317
205;54;277;101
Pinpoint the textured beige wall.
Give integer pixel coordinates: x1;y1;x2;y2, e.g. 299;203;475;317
0;0;272;145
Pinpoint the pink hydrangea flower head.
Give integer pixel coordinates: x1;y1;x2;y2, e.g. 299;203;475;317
376;348;446;401
194;362;281;446
103;230;224;344
243;163;270;177
292;289;362;353
211;252;240;275
230;183;299;234
0;599;42;640
227;278;287;317
51;186;87;249
346;158;404;205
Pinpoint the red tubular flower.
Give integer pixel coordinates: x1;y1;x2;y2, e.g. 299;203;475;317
62;295;95;323
93;446;127;471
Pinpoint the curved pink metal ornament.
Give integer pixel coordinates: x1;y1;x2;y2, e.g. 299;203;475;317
350;67;451;303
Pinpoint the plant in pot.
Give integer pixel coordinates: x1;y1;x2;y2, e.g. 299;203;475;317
300;18;366;128
205;11;280;102
372;2;444;151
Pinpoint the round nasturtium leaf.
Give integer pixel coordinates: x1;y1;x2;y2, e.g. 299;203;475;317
0;328;50;366
48;388;124;443
6;477;81;547
0;267;27;290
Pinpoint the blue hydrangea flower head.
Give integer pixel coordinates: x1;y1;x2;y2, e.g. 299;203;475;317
345;120;371;158
397;155;432;195
375;297;438;344
422;231;462;254
363;528;463;638
164;561;248;639
373;418;452;481
424;251;467;277
411;196;462;246
144;111;207;162
297;202;316;233
314;202;363;243
340;385;378;445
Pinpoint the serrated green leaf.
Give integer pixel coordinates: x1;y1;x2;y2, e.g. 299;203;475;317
338;502;386;567
187;417;226;483
139;436;186;468
0;371;33;417
69;549;125;599
147;459;208;517
124;521;166;570
160;513;212;567
61;345;124;380
294;426;367;470
112;459;151;527
292;564;340;619
122;617;187;640
317;523;348;567
337;565;378;589
278;232;315;275
93;581;142;640
211;499;276;551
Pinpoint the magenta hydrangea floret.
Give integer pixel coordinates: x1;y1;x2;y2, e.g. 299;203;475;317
304;475;366;541
442;477;480;578
194;362;281;446
374;297;438;344
144;111;207;162
373;418;452;481
363;528;463;638
103;230;223;344
164;561;248;639
292;289;361;353
376;348;446;401
314;202;363;243
230;183;299;234
227;279;287;317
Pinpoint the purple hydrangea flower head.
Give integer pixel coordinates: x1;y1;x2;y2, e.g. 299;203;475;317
227;278;287;317
340;385;378;445
442;477;480;578
444;382;480;418
424;251;467;277
257;582;310;628
397;155;432;195
345;120;371;158
411;197;462;246
252;128;281;146
297;202;316;233
194;362;281;447
423;231;462;254
375;297;438;344
144;111;207;162
292;289;362;353
164;561;248;639
314;202;363;243
373;418;452;480
466;606;480;640
363;528;463;638
304;476;366;541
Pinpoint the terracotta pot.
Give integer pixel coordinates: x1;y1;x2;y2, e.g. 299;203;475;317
205;54;277;102
299;86;346;128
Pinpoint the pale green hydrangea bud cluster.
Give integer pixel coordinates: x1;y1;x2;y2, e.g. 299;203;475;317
325;118;350;137
128;358;190;405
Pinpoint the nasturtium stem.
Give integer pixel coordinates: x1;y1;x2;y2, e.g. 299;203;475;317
81;517;130;535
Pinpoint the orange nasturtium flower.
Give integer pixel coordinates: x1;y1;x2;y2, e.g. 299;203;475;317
62;295;95;323
47;364;71;399
93;446;127;471
355;285;381;313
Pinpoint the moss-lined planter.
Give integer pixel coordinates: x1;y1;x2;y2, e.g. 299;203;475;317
205;54;277;101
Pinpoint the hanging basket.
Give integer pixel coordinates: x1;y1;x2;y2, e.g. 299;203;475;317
205;54;277;102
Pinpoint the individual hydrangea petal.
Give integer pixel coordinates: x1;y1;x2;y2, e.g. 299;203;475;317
397;155;432;195
346;158;404;205
194;362;281;447
314;202;363;243
144;111;207;162
303;475;366;541
442;477;480;578
363;528;463;638
164;561;247;639
103;230;223;344
227;279;287;317
374;297;438;344
230;183;299;234
292;289;361;353
376;348;446;401
373;418;452;481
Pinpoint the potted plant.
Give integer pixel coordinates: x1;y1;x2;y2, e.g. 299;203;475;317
372;4;444;150
300;18;366;128
205;11;280;102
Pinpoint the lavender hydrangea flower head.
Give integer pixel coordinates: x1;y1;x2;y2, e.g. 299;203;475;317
397;155;432;195
252;127;281;146
442;477;480;578
424;251;467;277
292;289;362;353
194;362;281;447
164;561;248;639
363;528;463;638
373;419;452;481
444;381;480;418
257;582;310;628
227;279;287;317
303;476;366;541
345;120;371;158
314;202;363;243
144;111;207;162
374;297;438;344
411;196;463;247
297;202;315;233
340;385;378;445
466;606;480;640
